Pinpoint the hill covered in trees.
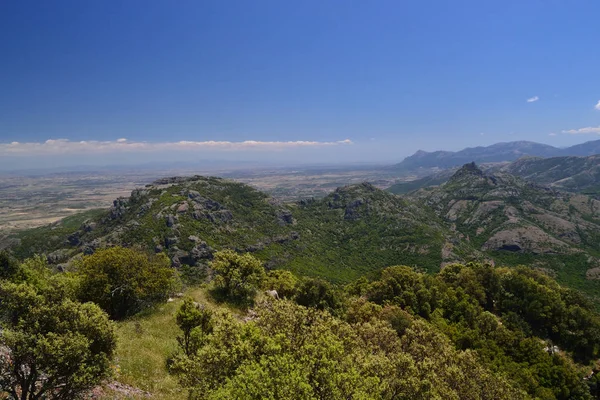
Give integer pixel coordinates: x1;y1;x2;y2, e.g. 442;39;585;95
4;168;600;398
8;176;467;283
8;168;600;299
498;155;600;195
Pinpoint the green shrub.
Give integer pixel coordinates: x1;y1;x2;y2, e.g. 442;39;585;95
0;281;116;399
263;269;298;299
77;247;178;319
211;250;266;303
295;277;344;315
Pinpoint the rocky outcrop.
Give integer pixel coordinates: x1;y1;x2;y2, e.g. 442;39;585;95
109;198;129;220
481;226;571;254
277;209;295;225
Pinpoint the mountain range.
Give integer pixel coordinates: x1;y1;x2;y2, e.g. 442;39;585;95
393;139;600;172
388;154;600;197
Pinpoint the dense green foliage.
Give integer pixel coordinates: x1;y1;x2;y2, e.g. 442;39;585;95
6;172;600;398
0;272;116;399
168;260;600;399
9;209;105;260
211;250;266;303
26;177;455;285
361;263;598;399
13;173;600;302
0;251;18;280
171;299;526;400
77;247;178;319
284;183;448;281
294;277;344;314
176;297;214;357
409;164;600;301
262;269;298;299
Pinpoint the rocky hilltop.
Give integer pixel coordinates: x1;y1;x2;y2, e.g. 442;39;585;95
409;163;600;291
24;176;464;283
8;167;600;297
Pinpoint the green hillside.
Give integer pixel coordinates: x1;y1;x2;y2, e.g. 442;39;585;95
5;171;600;399
408;163;600;300
10;176;462;283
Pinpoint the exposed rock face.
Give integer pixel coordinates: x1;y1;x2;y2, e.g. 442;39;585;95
481;226;571;254
446;200;470;221
176;202;189;213
165;215;176;228
586;266;600;280
164;236;179;248
109;198;129;220
82;239;101;255
179;242;214;265
81;221;97;233
344;199;365;220
530;214;580;244
277;210;295;225
67;231;81;246
187;190;201;199
47;249;70;264
409;162;600;265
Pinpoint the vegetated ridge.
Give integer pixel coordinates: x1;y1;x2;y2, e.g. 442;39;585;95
388;154;600;197
408;162;600;297
12;175;464;283
9;166;600;301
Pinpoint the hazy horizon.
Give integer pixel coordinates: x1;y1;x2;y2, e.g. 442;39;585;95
1;1;599;170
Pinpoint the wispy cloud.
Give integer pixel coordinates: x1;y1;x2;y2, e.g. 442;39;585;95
548;133;557;136
561;126;600;135
527;96;539;103
595;100;600;111
0;138;353;156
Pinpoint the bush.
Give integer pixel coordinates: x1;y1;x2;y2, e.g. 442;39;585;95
176;297;214;356
210;250;265;303
263;269;298;299
77;247;177;319
0;250;18;280
295;278;344;314
0;281;116;399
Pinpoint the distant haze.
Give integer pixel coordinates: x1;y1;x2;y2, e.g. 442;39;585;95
1;2;600;170
2;137;600;173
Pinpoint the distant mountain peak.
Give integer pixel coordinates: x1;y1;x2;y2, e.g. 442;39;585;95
449;162;484;180
392;139;600;173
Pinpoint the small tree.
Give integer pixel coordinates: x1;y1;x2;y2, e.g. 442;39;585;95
0;250;19;280
263;269;298;299
176;297;214;356
295;278;344;314
211;250;265;302
78;247;177;319
0;281;116;400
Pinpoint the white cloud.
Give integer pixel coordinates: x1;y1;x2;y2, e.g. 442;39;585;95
548;133;557;136
527;96;539;103
595;100;600;111
561;126;600;135
0;138;353;157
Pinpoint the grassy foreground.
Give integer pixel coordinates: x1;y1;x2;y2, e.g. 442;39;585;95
99;286;238;399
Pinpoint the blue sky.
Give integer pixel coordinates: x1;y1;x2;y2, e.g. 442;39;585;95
1;0;600;168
